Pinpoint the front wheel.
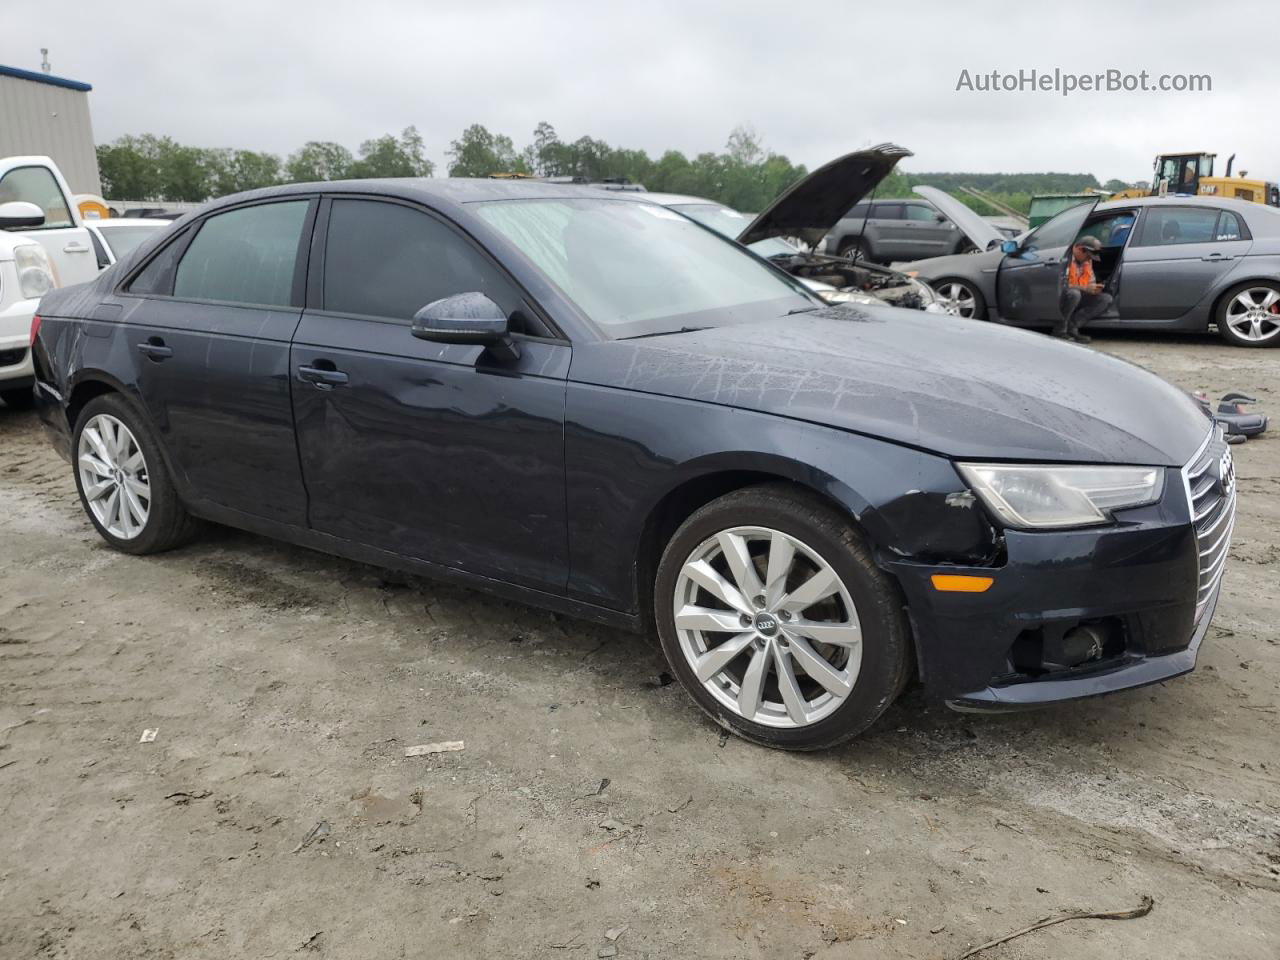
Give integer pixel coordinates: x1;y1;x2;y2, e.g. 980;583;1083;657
933;278;987;320
1216;281;1280;347
654;485;911;751
72;393;200;554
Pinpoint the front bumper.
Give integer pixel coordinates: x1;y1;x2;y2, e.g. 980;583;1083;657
0;295;37;387
882;462;1228;710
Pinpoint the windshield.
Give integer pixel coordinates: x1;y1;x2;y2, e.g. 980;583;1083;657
98;224;161;259
667;203;798;258
474;198;815;339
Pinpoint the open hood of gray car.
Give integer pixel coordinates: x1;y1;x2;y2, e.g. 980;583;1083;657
738;144;913;248
912;185;1006;251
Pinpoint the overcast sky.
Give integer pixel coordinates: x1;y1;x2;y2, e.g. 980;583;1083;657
5;0;1277;184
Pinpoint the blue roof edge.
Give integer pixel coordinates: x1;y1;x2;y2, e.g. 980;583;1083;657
0;63;93;92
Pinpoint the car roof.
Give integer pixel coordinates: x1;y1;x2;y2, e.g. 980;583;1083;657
224;177;650;206
1098;194;1267;215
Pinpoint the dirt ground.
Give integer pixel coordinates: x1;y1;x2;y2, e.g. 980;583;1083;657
1;332;1277;960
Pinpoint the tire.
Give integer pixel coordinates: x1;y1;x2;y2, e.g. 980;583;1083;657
1215;280;1280;347
933;278;987;321
1;388;34;410
653;483;912;751
837;238;871;264
71;393;200;555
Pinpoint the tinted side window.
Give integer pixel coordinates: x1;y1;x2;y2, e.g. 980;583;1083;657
871;203;903;220
1216;210;1247;241
1135;207;1222;246
0;166;72;229
173;201;309;306
323;199;520;321
845;204;869;220
127;230;191;295
905;204;939;222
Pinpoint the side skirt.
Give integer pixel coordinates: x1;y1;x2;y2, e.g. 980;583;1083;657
185;499;642;633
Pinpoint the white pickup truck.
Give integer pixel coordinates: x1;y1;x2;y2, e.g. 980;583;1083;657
0;155;100;408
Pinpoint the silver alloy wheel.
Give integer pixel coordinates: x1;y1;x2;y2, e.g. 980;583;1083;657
672;526;863;729
77;413;150;539
936;281;976;318
1224;287;1280;342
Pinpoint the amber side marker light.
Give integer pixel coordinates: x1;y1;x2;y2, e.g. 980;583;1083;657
930;574;994;593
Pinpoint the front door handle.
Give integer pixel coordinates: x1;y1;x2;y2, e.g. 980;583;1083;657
64;241;91;254
137;338;173;361
297;364;349;389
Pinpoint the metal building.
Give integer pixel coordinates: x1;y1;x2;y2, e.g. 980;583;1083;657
0;63;101;195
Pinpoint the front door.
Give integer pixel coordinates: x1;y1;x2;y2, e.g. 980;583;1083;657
1119;206;1254;320
290;197;570;593
0;161;98;287
898;202;957;258
116;198;315;525
996;199;1098;325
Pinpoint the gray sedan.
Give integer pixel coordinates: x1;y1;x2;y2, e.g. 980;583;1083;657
903;193;1280;347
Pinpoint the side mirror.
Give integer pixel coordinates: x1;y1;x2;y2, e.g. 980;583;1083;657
411;292;520;361
0;201;45;230
1000;239;1019;255
934;212;947;223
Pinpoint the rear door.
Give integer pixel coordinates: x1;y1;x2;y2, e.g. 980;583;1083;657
1119;206;1253;320
996;199;1097;324
116;198;315;524
0;161;97;286
290;196;570;592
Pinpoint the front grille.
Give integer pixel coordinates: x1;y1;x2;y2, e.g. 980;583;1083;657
1182;427;1237;624
0;347;27;368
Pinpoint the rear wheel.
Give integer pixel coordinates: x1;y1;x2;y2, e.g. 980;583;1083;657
654;485;911;751
838;238;870;264
1216;281;1280;347
934;278;987;320
72;394;200;554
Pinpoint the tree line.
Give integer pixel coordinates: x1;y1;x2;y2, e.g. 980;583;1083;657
95;123;808;212
96;121;1115;215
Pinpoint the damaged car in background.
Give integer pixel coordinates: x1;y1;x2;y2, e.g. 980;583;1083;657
901;187;1280;347
631;144;946;312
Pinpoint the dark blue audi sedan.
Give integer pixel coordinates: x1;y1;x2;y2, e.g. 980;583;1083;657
29;175;1235;750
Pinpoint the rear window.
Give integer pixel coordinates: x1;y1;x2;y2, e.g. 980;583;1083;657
1134;207;1246;247
173;201;309;307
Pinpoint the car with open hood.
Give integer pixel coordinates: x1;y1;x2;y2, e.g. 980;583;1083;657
633;145;943;312
903;187;1280;347
32;176;1233;750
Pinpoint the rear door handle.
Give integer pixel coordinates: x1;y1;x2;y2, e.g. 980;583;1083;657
64;241;90;254
297;364;349;389
137;338;173;360
1201;253;1234;261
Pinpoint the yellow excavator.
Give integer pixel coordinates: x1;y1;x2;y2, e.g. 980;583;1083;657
1110;152;1279;207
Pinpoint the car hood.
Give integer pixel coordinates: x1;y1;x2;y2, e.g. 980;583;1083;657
578;307;1209;466
912;185;1007;251
738;144;913;248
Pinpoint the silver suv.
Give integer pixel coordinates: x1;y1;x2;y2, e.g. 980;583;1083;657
823;198;969;264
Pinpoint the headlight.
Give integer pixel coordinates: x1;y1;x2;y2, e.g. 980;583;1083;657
14;244;55;299
818;289;882;306
957;463;1165;528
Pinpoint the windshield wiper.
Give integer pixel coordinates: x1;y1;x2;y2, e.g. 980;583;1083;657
786;306;821;316
623;326;709;340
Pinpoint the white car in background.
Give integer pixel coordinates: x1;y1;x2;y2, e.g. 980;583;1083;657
0;155;100;409
85;218;166;269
